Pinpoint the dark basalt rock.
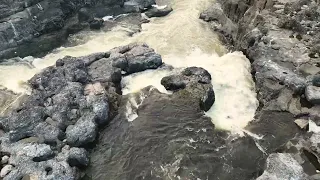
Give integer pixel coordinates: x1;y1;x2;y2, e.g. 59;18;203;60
0;43;163;179
161;67;215;112
66;113;98;147
201;0;320;178
89;18;104;30
145;6;173;18
67;147;89;168
0;0;157;60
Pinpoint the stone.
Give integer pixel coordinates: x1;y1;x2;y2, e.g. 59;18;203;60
19;144;54;162
1;156;9;165
67;147;89;167
84;83;106;96
257;153;308;180
305;85;320;104
78;8;93;22
161;75;187;91
66;114;98;147
0;165;13;178
161;67;215;111
313;74;320;87
145;6;173;18
294;119;309;130
89;18;105;30
123;0;155;12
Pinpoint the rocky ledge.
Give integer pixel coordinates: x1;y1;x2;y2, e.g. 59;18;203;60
0;43;218;179
0;43;164;179
0;0;174;60
201;0;320;178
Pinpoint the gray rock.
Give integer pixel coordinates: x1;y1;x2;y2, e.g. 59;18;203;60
92;100;110;125
161;75;187;90
1;156;9;164
20;144;54;162
257;153;308;180
123;0;155;12
8;106;46;142
78;8;93;22
89;18;104;30
0;164;13;178
110;43;163;74
67;147;89;168
66;114;98;147
313;74;320;87
0;0;155;60
145;6;173;18
88;58;122;83
161;67;215;111
305;85;320;104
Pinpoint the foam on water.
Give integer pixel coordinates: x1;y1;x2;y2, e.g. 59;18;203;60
0;0;258;131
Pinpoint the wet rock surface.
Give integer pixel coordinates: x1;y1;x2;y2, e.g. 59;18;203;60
201;0;320;178
0;43;163;179
145;5;173;18
161;67;215;111
0;0;158;60
85;87;264;180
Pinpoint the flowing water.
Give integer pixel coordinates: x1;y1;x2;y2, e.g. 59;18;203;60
0;0;258;131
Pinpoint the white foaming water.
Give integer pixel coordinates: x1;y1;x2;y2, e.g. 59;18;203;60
0;0;258;131
121;69;173;95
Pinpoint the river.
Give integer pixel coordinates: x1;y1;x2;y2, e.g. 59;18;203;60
0;0;258;131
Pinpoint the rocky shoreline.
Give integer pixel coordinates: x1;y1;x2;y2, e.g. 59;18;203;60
0;0;173;61
201;0;320;178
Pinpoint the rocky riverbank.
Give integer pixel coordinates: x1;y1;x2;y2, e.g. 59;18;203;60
0;0;173;60
0;43;166;179
201;0;320;178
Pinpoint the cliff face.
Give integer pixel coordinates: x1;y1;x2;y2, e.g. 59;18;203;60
201;0;320;178
0;0;154;60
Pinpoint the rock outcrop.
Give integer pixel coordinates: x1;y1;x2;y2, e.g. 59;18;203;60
0;0;156;60
0;43;163;179
201;0;320;178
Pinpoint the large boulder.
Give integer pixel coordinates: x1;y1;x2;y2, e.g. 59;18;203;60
66;113;98;147
161;67;215;111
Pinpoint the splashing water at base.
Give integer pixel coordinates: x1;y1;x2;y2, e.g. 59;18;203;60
0;0;258;131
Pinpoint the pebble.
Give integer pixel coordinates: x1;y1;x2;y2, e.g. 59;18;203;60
1;156;9;164
0;164;13;177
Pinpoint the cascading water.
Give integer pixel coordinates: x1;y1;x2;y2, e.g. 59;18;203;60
0;0;258;131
